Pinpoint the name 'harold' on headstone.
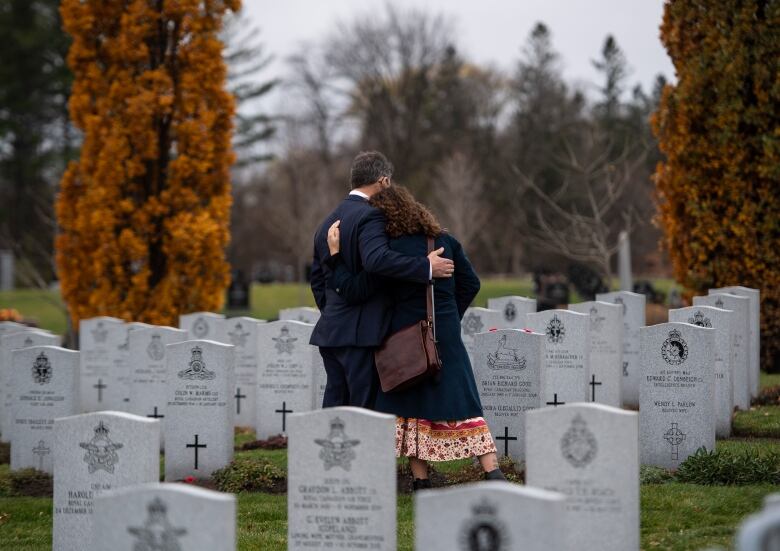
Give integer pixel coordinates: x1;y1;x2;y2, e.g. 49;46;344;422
486;296;537;330
526;403;640;551
79;317;124;413
694;293;751;410
711;286;760;400
127;325;187;445
256;321;315;439
53;411;160;551
461;307;504;363
288;407;396;551
92;483;237;551
473;329;543;460
526;309;590;407
596;290;646;408
1;329;60;440
639;322;715;469
106;322;151;411
279;307;321;325
9;346;79;474
669;306;733;438
165;340;234;481
216;316;265;427
569;301;624;408
415;482;566;551
179;312;225;341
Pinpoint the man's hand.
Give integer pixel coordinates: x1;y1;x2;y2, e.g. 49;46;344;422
429;247;454;279
327;220;341;256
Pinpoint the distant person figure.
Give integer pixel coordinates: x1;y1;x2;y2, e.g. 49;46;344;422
309;151;454;409
325;184;504;489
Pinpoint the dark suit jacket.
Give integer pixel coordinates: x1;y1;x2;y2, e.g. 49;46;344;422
309;195;429;348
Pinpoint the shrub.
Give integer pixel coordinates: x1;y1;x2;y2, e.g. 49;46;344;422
0;468;53;497
675;447;780;486
212;457;286;494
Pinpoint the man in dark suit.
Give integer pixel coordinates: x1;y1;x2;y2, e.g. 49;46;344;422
310;151;454;408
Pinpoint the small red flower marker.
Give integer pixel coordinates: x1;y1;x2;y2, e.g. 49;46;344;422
184;475;195;483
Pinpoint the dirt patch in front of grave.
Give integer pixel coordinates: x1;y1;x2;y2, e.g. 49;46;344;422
5;468;52;497
396;456;524;493
238;434;288;451
0;442;9;464
752;385;780;406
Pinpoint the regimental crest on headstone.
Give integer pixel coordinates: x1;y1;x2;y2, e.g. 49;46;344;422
462;313;484;337
191;316;209;338
127;497;187;549
503;303;516;322
661;328;688;365
23;335;33;347
79;420;124;474
273;326;297;355
614;296;627;316
589;306;605;332
663;422;686;460
622;361;629;377
545;314;566;344
92;321;108;343
688;310;712;328
228;321;249;348
560;414;597;468
314;417;360;471
31;351;52;385
458;499;509;551
714;297;724;308
118;331;130;352
147;334;165;361
177;346;216;380
487;334;526;371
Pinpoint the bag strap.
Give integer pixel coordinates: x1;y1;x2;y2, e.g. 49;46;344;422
427;237;437;342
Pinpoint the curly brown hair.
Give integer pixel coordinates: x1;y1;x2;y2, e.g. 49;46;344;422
369;185;443;238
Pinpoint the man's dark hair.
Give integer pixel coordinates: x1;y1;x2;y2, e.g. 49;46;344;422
350;151;394;189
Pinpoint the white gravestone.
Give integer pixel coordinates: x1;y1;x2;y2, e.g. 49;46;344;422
79;317;124;413
486;296;537;330
669;306;734;437
288;407;396;550
312;341;327;409
53;411;160;551
1;329;60;440
256;321;315;439
736;507;780;551
710;286;760;399
639;322;715;468
92;483;237;551
473;329;543;460
9;346;79;473
0;320;27;337
415;482;566;551
569;301;624;408
694;293;751;410
165;340;234;481
127;326;187;445
216;316;265;427
526;403;640;551
526;309;590;407
461;307;506;364
279;307;321;325
106;321;151;411
179;312;225;341
597;290;646;408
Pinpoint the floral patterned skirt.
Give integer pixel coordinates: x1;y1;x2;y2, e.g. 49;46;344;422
396;417;497;461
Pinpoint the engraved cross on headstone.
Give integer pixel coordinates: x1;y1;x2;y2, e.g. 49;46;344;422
93;378;107;403
546;393;566;407
146;406;164;419
32;440;50;471
275;401;293;432
234;388;246;415
494;426;517;457
663;422;686;460
589;374;603;402
186;434;207;470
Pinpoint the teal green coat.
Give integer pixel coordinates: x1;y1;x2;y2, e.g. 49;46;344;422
328;232;483;420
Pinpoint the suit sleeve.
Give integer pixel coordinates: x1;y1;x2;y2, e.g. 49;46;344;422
451;236;481;318
325;253;382;305
358;209;429;282
310;241;327;310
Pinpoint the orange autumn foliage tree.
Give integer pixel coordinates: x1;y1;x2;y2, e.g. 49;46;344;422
652;1;780;371
57;0;239;328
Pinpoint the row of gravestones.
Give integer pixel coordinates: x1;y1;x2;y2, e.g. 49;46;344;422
0;308;324;480
463;287;760;469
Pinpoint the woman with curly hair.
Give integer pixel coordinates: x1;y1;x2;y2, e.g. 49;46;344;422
324;184;504;489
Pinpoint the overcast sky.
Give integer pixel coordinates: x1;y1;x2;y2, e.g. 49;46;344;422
242;0;675;98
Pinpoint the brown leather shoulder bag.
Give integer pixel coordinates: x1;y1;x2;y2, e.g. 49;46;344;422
374;236;443;393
